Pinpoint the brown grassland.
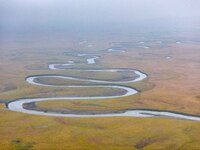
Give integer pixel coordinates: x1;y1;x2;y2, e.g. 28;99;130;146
0;34;200;149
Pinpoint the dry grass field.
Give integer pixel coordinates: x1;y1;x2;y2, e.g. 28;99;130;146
0;34;200;149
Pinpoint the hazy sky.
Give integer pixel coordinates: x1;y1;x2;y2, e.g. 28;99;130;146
1;0;200;34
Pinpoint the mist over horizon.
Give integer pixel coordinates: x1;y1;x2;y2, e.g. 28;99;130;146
1;0;200;37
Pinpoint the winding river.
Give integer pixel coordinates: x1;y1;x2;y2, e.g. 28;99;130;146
7;53;200;121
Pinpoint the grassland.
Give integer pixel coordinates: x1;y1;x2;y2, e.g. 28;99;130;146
1;104;200;150
0;34;200;149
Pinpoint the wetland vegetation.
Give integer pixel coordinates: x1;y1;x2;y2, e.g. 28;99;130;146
1;0;200;149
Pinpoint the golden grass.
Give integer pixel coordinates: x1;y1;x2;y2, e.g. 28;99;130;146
1;35;200;149
0;104;200;150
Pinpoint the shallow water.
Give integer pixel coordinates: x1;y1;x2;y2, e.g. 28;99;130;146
87;56;99;64
7;51;200;121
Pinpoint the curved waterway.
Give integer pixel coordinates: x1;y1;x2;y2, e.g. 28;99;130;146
7;53;200;121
